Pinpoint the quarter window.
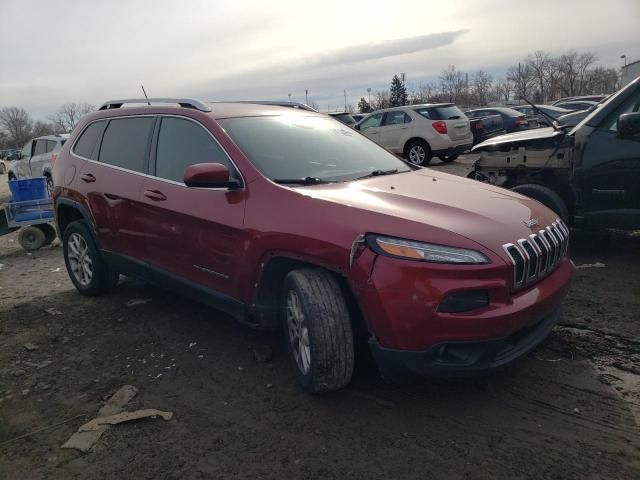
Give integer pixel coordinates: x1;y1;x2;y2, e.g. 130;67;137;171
46;140;56;153
73;121;106;160
155;117;231;183
99;117;155;172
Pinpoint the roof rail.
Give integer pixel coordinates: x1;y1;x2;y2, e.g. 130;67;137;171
212;100;318;112
99;98;211;112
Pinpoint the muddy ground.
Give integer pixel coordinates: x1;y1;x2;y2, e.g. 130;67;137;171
1;157;639;479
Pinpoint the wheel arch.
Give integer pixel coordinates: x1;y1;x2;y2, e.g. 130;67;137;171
55;199;94;240
403;136;431;156
250;254;366;336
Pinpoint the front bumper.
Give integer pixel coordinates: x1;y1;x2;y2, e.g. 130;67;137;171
369;307;560;378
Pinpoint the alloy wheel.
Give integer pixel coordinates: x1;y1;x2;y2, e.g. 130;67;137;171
286;290;311;374
67;232;93;286
408;145;426;165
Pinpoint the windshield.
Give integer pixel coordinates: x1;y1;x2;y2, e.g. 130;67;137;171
221;115;411;182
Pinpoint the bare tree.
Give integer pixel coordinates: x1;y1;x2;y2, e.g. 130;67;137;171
585;66;619;94
32;121;56;137
527;50;552;102
51;102;95;132
410;82;437;104
371;90;390;111
439;65;466;103
507;63;534;102
470;70;493;106
493;78;512;103
0;107;33;147
556;51;597;97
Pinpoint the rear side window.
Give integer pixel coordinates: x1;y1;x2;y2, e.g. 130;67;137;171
99;117;155;172
73;121;105;159
33;140;47;156
155;117;231;183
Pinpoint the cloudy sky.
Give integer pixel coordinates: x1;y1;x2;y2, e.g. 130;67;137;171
1;0;638;118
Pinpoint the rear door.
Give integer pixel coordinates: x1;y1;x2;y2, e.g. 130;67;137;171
27;139;48;177
15;140;34;178
140;115;247;298
357;113;385;145
30;139;55;177
379;110;412;151
75;116;154;258
580;89;640;229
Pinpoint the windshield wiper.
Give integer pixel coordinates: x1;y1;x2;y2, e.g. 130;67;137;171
352;169;399;181
521;97;560;131
274;176;325;185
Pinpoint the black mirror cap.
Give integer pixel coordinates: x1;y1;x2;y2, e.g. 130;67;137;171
617;112;640;138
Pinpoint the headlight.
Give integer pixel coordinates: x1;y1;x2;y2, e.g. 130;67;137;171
367;234;489;264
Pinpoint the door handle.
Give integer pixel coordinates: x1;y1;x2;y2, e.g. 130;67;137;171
592;188;625;196
143;189;167;201
80;173;96;183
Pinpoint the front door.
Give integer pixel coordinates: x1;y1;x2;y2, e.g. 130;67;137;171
140;116;247;299
358;113;385;146
580;88;640;229
379;111;412;151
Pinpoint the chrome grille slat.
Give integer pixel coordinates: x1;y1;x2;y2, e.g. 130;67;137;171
502;219;570;290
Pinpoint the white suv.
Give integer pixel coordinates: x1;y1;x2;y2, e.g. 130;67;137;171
8;134;69;193
356;104;473;166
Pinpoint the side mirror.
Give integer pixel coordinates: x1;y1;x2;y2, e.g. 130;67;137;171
183;163;240;189
617;112;640;138
354;124;361;131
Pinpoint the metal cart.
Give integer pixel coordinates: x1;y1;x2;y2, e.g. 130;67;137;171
1;196;57;251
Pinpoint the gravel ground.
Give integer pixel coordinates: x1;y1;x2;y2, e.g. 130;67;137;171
1;159;639;480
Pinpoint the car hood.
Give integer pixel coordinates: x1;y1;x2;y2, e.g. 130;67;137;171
472;127;564;150
298;169;559;254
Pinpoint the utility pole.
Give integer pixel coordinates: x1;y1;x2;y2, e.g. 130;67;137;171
305;89;308;104
288;93;291;102
344;90;347;111
621;54;627;66
367;87;371;106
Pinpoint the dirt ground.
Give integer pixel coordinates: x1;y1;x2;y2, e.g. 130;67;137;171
1;157;639;480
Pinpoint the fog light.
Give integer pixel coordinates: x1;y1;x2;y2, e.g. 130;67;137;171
438;290;489;313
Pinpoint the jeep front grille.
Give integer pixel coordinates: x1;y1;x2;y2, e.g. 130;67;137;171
503;219;569;289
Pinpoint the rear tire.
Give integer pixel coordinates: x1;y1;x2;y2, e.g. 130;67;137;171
281;268;354;393
438;154;458;163
404;139;431;166
18;226;46;251
62;221;119;296
512;184;569;222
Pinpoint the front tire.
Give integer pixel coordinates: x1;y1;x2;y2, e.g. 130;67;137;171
404;139;431;166
282;268;354;393
63;221;119;296
512;184;569;222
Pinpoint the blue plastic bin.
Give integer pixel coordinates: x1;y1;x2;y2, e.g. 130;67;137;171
8;177;48;202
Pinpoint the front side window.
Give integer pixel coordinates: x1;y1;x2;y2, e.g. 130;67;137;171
604;90;640;133
384;111;411;126
155;117;231;183
359;113;384;129
221;114;411;182
99;117;155;172
74;121;105;159
33;140;47;156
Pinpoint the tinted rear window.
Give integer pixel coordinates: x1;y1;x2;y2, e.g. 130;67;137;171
99;117;155;172
74;122;105;159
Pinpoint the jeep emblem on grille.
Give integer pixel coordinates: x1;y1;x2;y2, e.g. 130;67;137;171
523;218;539;228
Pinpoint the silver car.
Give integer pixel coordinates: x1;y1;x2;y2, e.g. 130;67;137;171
8;134;69;193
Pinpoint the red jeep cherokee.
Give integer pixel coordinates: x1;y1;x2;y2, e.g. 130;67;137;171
53;98;575;392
